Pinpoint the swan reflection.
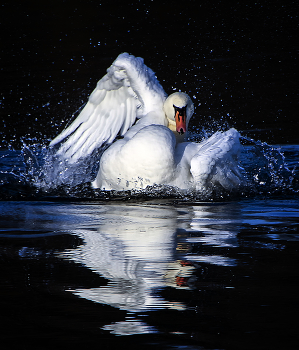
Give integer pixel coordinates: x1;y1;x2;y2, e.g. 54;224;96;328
62;202;241;317
63;204;188;312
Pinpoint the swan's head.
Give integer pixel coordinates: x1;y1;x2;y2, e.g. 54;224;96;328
163;92;194;137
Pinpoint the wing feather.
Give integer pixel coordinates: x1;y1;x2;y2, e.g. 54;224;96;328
190;129;243;191
120;99;133;135
50;53;166;163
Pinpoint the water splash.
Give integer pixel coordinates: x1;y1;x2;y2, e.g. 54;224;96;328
0;132;297;201
240;136;296;195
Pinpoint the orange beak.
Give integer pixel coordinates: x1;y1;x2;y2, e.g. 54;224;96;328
174;105;187;135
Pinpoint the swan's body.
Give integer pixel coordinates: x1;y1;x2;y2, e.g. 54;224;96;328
50;53;243;191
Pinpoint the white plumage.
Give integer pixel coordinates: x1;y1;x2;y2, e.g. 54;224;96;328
50;53;243;191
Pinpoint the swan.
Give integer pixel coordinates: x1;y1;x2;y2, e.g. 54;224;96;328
50;53;243;191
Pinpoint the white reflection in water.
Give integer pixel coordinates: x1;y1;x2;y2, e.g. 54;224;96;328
189;205;242;248
186;254;237;266
102;319;157;336
62;203;241;318
63;205;186;312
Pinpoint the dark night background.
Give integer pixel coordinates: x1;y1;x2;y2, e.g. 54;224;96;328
1;0;298;148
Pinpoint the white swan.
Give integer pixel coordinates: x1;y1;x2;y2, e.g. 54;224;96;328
50;53;243;191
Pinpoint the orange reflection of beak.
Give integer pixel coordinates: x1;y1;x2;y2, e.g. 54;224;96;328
175;109;187;135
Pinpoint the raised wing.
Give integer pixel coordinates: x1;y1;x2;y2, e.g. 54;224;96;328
190;128;244;191
50;53;167;163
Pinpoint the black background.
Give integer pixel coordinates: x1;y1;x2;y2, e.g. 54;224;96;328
1;0;298;148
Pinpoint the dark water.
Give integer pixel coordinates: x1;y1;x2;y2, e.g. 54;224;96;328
0;193;299;349
1;1;299;349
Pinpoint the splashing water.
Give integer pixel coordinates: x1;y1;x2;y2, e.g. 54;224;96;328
0;132;298;201
239;136;297;195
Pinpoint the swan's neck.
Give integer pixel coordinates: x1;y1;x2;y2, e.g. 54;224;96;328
166;116;186;143
167;117;176;132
